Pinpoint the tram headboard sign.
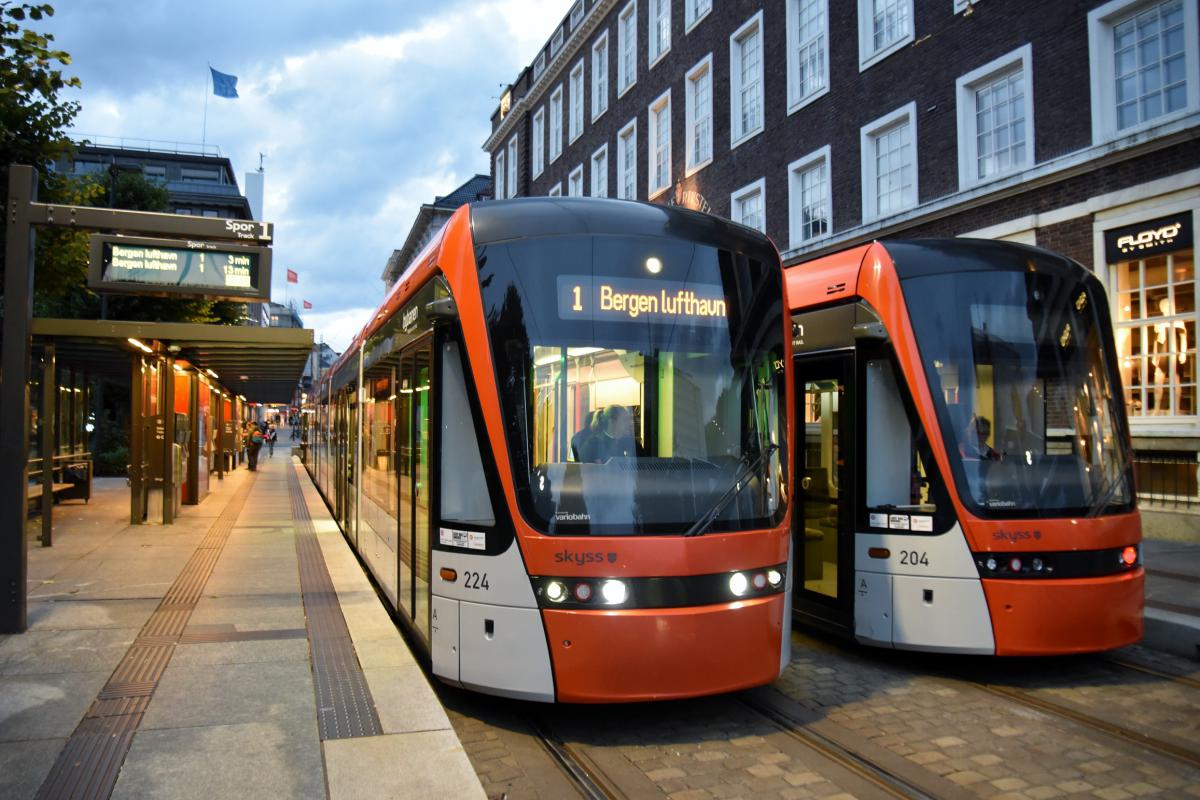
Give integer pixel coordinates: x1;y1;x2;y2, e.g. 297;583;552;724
557;275;728;325
88;234;272;301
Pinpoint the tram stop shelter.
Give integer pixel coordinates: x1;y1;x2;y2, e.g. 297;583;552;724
26;318;312;538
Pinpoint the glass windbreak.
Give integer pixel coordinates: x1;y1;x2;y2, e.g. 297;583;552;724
904;269;1133;517
480;233;786;535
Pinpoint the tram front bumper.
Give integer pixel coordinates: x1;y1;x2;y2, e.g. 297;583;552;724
541;593;786;703
982;569;1144;655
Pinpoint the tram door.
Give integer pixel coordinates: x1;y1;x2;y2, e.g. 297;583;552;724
396;337;433;645
794;353;855;633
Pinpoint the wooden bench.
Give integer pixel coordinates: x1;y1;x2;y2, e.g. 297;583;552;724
27;482;75;501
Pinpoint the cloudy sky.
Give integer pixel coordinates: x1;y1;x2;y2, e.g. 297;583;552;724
43;0;566;351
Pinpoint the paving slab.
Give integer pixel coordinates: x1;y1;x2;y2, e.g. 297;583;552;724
0;670;110;741
0;738;67;799
25;598;159;631
141;659;317;730
0;627;139;676
364;664;453;735
324;731;486;800
170;638;311;667
113;721;325;800
187;593;306;630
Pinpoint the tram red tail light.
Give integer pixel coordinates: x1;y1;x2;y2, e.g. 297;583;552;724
1121;546;1138;566
752;573;768;590
573;582;593;602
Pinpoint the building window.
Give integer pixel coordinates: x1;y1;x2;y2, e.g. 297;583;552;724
534;51;547;81
548;181;563;197
532;107;546;178
570;0;584;29
858;0;913;71
551;27;564;57
618;118;638;200
591;143;609;197
685;54;713;175
550;85;564;163
569;60;585;143
685;0;711;33
649;0;671;67
730;12;764;148
731;178;766;233
861;102;917;222
181;167;221;183
956;45;1034;189
647;90;671;197
143;165;166;181
592;32;609;121
1112;235;1196;418
788;145;832;249
506;135;518;198
495;150;506;200
1089;0;1197;143
569;164;585;197
618;0;638;95
787;0;828;113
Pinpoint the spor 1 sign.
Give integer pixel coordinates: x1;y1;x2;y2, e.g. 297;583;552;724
1104;212;1193;262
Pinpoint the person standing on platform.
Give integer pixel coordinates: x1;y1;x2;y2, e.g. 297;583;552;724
247;425;264;471
267;423;277;458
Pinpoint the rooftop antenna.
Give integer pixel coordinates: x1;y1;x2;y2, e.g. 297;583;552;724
258;152;266;172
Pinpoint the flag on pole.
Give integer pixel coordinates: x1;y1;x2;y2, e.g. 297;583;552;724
210;67;239;99
303;300;313;310
286;269;298;283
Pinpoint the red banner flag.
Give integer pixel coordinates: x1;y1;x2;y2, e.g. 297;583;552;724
286;269;298;283
303;300;312;309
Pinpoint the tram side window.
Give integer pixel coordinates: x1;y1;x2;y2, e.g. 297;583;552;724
440;340;496;526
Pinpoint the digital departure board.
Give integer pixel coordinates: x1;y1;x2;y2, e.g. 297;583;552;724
88;234;272;301
557;275;728;325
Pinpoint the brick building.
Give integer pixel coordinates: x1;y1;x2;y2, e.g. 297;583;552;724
484;0;1200;523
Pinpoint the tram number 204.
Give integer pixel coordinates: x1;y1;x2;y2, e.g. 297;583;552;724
899;551;929;567
463;571;490;590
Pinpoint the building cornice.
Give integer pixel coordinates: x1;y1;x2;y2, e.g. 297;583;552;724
781;113;1200;265
483;0;619;153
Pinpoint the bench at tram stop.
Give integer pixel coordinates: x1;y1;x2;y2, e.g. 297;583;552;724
25;453;94;513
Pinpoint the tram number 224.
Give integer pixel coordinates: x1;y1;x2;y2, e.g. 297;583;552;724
899;551;929;566
463;571;490;590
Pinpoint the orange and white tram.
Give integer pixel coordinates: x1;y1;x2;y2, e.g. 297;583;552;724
787;239;1143;655
304;197;793;702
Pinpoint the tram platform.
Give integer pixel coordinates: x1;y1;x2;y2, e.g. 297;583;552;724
1142;538;1200;661
0;445;485;799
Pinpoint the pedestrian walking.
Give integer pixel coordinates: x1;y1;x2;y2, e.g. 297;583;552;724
247;425;264;471
267;423;277;457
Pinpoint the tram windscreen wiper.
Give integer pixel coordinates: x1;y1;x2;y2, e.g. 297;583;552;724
683;443;778;538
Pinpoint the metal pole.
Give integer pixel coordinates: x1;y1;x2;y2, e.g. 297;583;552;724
163;355;175;525
216;392;225;481
40;343;55;547
130;355;144;524
1;165;37;633
187;372;199;503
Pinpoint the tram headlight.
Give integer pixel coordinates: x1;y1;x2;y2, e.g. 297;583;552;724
985;557;998;572
601;580;627;605
767;569;783;587
545;580;567;603
1032;558;1044;572
729;572;749;596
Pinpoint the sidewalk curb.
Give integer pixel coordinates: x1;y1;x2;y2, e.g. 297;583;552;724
1142;607;1200;661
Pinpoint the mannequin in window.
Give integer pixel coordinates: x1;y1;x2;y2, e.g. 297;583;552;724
1152;296;1188;414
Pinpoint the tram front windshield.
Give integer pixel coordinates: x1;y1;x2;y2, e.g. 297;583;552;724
904;266;1133;517
479;233;787;536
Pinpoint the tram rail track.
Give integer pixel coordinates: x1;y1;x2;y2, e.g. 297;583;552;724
1103;655;1200;691
524;713;625;800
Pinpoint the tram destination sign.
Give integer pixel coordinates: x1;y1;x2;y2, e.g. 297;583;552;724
88;234;272;301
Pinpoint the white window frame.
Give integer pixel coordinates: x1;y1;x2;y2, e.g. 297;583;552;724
648;89;672;198
860;101;919;222
730;11;765;149
569;60;586;144
618;117;638;200
570;0;584;29
685;0;712;34
956;44;1034;189
858;0;914;72
548;181;563;197
551;27;564;57
788;145;833;249
731;178;767;233
568;163;585;197
549;85;564;164
532;107;546;179
649;0;671;68
533;51;547;81
506;135;518;198
786;0;830;114
618;0;638;97
495;150;505;201
685;54;714;176
1088;0;1199;145
592;32;610;122
591;143;609;197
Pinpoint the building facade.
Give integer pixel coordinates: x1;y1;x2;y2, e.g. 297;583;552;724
485;0;1200;520
381;174;493;289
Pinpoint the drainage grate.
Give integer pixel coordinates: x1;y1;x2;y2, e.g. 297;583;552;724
288;466;382;740
35;476;256;800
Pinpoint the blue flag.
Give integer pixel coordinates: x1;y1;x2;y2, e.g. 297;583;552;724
210;67;239;99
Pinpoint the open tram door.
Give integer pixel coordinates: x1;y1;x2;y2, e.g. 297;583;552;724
793;349;855;634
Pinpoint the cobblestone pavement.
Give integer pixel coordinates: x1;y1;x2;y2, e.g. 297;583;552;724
441;635;1200;800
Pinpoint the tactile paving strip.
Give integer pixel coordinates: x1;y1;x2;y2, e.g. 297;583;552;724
35;476;257;800
288;466;382;740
